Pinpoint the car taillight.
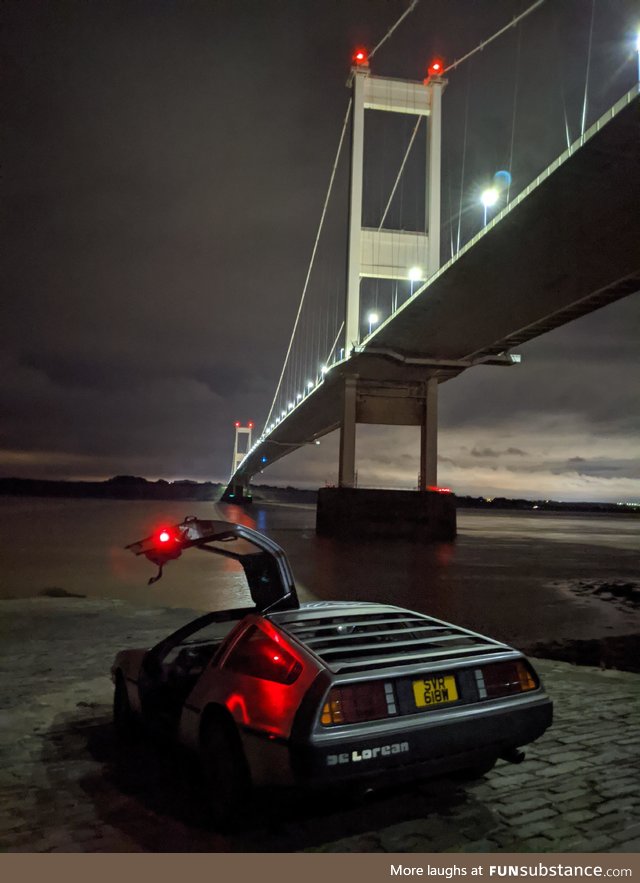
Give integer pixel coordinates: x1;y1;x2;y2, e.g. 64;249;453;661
480;660;537;699
321;681;396;726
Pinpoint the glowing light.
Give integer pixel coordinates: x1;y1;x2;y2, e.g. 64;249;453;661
353;47;368;66
158;530;171;543
234;421;241;428
296;393;302;401
494;170;512;190
481;186;500;227
408;266;422;282
427;58;445;78
367;311;379;335
320;365;328;375
247;421;254;429
481;187;499;208
307;380;314;390
281;410;286;418
288;401;294;410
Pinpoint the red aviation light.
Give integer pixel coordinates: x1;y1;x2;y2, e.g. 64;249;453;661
353;47;368;66
427;57;445;79
152;525;182;553
234;421;241;428
247;421;254;429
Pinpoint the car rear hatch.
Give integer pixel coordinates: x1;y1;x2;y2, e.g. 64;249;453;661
274;604;552;782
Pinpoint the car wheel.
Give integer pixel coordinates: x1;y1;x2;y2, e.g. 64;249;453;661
113;673;137;742
200;714;251;830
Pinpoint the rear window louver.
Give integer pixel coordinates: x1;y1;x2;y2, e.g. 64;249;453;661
278;610;505;673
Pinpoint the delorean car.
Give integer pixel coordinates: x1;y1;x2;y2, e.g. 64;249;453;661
112;517;552;823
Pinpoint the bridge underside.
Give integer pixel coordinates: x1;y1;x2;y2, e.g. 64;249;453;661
226;90;640;531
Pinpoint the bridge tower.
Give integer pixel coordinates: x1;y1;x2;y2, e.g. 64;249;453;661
222;421;254;503
339;54;446;492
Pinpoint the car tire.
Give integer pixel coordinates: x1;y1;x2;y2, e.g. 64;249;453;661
113;673;138;742
200;713;251;831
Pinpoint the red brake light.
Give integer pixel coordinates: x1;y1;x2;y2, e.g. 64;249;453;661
321;681;396;726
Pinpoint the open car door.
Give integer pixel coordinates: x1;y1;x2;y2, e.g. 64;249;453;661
126;517;299;613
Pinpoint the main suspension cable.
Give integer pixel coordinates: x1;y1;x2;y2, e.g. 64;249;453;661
369;0;420;61
443;0;545;75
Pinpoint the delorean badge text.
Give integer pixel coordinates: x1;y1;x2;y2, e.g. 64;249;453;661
326;741;409;766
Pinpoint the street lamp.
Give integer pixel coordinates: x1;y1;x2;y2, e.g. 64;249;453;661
367;311;379;336
408;265;423;296
480;186;499;226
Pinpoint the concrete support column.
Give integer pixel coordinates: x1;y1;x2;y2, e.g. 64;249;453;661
419;377;438;489
338;376;358;487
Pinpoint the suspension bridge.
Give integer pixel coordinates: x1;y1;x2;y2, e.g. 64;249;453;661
223;1;640;539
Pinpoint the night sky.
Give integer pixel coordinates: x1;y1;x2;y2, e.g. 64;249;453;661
2;0;639;502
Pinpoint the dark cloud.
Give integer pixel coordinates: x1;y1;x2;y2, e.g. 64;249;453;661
470;446;528;458
1;0;638;501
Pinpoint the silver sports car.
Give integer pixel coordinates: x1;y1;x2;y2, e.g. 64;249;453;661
112;517;552;825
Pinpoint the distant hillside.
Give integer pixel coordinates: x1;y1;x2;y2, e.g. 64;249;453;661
0;476;223;502
0;476;636;513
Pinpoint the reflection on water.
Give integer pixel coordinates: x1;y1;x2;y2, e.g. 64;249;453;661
0;496;637;646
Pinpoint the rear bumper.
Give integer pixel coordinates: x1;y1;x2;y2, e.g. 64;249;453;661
289;695;552;786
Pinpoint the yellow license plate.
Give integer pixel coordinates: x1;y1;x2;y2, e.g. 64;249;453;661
412;674;458;708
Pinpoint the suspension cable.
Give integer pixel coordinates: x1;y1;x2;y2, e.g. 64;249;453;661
369;0;420;61
378;116;423;230
443;0;545;74
325;321;345;366
580;0;596;137
506;17;523;203
263;99;352;431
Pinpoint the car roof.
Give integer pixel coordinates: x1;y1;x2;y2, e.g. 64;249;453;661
269;601;514;674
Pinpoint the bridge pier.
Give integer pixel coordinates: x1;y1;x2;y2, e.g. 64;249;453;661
419;376;438;489
325;372;455;540
338;375;358;487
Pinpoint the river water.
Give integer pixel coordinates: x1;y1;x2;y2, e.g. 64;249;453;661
0;496;638;652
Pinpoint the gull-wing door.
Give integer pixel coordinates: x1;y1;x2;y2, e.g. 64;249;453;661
125;517;299;613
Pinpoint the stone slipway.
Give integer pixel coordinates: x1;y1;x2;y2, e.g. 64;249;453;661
0;598;638;853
